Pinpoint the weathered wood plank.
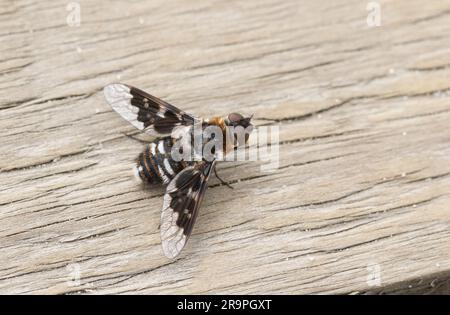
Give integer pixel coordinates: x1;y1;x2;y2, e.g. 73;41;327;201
1;0;450;294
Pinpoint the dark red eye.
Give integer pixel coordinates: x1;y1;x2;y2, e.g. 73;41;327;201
228;113;244;124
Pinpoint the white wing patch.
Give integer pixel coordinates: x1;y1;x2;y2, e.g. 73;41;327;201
103;84;145;130
161;188;187;258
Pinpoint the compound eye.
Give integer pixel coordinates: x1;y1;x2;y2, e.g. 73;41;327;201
228;113;244;124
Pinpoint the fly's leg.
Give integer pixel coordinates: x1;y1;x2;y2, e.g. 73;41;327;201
214;164;234;190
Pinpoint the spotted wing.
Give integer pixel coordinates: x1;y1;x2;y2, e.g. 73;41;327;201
160;161;215;258
103;83;200;136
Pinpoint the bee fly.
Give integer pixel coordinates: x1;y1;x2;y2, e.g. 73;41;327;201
104;84;253;258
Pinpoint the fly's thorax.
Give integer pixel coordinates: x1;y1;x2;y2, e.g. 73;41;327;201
203;114;254;157
204;116;226;131
204;117;235;155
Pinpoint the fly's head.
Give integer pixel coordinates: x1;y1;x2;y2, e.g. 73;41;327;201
225;113;254;148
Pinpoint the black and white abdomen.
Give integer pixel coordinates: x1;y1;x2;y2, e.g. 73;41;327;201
134;138;186;184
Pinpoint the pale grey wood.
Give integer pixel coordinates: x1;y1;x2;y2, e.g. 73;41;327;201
1;0;450;294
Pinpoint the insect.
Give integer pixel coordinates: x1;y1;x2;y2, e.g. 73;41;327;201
104;83;253;258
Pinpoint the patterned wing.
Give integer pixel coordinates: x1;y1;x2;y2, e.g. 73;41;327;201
103;83;200;136
160;161;215;258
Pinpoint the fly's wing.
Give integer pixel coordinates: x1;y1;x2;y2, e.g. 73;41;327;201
103;83;200;136
160;161;215;258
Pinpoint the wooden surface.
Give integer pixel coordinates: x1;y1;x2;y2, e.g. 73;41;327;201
1;0;450;294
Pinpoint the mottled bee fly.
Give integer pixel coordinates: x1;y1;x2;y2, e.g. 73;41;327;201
104;84;253;258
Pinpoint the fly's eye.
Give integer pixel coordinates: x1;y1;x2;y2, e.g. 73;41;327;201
228;113;244;124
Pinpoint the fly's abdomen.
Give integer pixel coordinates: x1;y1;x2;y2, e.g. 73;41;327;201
135;138;185;184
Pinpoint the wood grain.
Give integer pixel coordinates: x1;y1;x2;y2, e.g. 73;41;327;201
1;0;450;294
